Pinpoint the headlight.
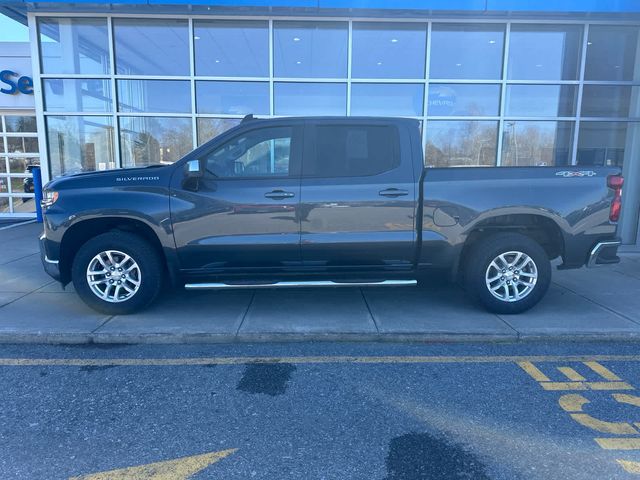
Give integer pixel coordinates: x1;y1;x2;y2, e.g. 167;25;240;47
41;190;59;209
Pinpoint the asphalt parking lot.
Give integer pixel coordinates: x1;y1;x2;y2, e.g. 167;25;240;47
4;342;640;479
1;222;640;343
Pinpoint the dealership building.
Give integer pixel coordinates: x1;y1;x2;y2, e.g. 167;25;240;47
0;0;640;250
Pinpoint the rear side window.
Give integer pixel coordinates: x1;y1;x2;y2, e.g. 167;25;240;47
306;124;400;177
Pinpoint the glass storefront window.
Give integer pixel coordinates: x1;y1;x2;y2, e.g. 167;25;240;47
197;118;242;146
43;79;112;113
585;25;640;81
425;120;498;167
505;85;577;117
577;121;630;166
273;21;348;78
350;83;424;116
194;20;269;77
581;85;640;118
501;121;573;167
508;25;582;80
428;84;500;116
119;117;192;167
0;114;39;214
7;137;38;154
196;81;269;115
114;19;189;76
430;24;505;80
38;17;110;75
274;83;346;115
117;80;191;113
576;121;640;243
46;116;114;177
351;23;427;79
4;116;36;133
9;157;38;174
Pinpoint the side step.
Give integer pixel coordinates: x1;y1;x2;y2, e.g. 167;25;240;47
184;279;417;290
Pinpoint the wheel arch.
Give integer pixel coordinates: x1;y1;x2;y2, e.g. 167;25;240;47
456;213;564;281
59;217;168;285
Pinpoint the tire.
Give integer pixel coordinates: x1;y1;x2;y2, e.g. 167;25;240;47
464;233;551;314
72;232;163;315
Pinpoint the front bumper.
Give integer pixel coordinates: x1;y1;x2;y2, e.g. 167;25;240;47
39;233;61;281
587;239;621;268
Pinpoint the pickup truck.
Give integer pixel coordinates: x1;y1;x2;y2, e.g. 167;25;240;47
39;116;623;315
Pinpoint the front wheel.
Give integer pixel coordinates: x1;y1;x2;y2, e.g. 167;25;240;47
72;232;163;315
464;233;551;314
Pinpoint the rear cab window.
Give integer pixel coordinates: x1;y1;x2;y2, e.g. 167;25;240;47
304;123;401;177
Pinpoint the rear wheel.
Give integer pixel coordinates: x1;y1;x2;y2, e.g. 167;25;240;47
464;233;551;314
72;232;163;314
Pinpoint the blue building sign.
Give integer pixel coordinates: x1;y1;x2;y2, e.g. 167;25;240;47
0;69;33;95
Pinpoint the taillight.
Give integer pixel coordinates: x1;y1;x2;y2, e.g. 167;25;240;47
607;174;624;222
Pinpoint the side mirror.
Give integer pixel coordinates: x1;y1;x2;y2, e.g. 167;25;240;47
185;159;204;178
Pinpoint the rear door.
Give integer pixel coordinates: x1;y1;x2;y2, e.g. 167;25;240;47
299;120;418;271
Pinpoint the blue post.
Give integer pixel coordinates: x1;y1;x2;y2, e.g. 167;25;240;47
33;166;43;223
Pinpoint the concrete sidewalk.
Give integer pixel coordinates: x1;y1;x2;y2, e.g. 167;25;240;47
1;222;640;343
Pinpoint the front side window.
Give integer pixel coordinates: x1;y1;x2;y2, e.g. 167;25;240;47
203;127;292;178
306;125;399;177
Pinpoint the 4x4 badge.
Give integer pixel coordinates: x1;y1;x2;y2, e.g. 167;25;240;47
555;171;597;178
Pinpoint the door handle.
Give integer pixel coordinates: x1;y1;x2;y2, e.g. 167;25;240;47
265;190;295;200
379;188;409;198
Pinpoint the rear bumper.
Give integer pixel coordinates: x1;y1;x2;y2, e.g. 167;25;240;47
39;233;61;281
587;239;621;268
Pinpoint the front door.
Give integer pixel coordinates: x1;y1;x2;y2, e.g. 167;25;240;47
299;120;418;272
171;123;303;273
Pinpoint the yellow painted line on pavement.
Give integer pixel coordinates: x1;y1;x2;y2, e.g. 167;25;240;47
518;361;550;381
541;381;634;391
596;438;640;450
2;354;640;367
69;449;237;480
558;394;589;412
584;361;623;381
558;367;586;382
570;414;639;435
613;393;640;408
617;459;640;474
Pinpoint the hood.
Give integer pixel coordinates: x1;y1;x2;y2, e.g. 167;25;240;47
45;164;175;191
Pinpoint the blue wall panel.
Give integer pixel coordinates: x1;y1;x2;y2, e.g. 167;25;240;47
487;0;640;13
318;0;487;10
1;0;640;13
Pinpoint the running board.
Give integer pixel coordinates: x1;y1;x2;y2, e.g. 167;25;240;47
184;279;417;290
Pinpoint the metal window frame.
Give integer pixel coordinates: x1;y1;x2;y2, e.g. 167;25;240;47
0;112;42;216
25;12;640;246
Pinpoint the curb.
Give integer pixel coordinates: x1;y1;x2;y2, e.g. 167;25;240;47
0;332;517;344
2;331;640;344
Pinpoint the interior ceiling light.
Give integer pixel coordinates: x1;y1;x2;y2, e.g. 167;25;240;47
390;38;398;43
293;37;300;42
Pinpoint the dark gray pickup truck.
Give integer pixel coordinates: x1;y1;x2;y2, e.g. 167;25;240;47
39;116;623;315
